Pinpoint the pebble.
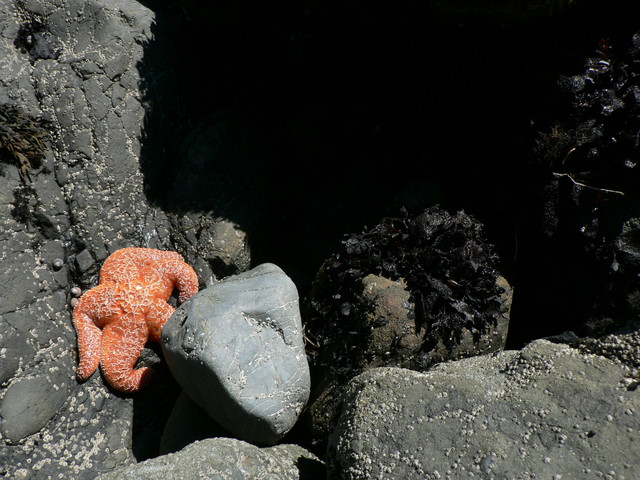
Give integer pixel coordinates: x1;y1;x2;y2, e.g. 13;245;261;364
74;249;94;274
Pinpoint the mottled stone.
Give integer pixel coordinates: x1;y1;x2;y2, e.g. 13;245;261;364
0;0;153;476
162;263;310;445
169;214;251;285
97;437;325;480
328;340;640;479
0;365;69;443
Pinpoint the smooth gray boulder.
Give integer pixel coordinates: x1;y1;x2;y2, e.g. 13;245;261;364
0;364;70;443
96;437;325;480
162;263;310;446
328;339;640;479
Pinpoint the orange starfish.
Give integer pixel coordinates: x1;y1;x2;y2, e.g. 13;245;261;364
72;247;199;393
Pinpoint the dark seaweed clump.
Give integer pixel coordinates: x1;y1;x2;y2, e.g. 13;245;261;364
305;206;503;376
531;31;640;335
0;104;50;182
534;31;640;240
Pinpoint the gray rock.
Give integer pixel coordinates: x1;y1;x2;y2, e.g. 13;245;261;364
0;363;70;443
169;213;251;286
162;263;310;446
307;272;512;439
74;249;95;274
11;0;162;261
328;339;640;479
0;0;154;477
97;437;325;480
159;391;231;455
0;327;26;386
579;328;640;379
0;0;250;477
39;240;65;266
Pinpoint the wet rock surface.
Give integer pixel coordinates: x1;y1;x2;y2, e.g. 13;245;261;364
0;366;70;443
162;263;310;446
327;340;640;479
0;1;154;475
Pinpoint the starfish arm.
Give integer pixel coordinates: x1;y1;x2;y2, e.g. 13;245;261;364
100;316;153;393
72;290;104;381
146;298;176;343
162;258;199;304
71;248;199;392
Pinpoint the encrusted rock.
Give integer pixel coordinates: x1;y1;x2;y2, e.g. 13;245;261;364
327;340;640;479
168;214;251;285
0;0;161;477
96;437;325;480
162;263;310;446
578;328;640;381
304;206;512;438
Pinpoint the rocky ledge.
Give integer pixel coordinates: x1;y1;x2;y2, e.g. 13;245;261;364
328;339;639;479
1;0;639;479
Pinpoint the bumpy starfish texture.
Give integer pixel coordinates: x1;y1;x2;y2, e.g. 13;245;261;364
72;248;199;393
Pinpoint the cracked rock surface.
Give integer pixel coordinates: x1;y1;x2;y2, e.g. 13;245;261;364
0;1;156;477
0;0;249;478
